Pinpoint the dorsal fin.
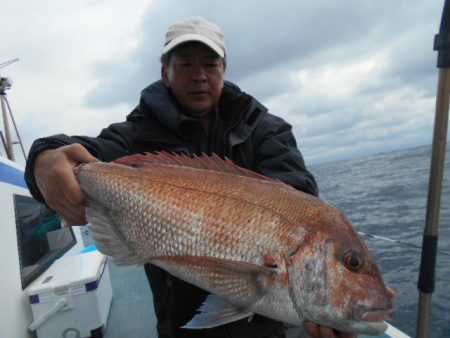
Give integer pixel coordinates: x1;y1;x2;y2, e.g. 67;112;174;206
113;151;274;182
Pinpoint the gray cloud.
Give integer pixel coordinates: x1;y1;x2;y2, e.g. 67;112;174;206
87;0;433;107
4;0;445;166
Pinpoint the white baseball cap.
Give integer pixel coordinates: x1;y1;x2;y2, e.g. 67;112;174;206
162;16;226;58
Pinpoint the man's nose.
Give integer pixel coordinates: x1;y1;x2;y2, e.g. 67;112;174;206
191;63;207;81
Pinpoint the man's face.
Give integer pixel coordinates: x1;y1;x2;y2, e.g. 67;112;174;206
162;43;225;117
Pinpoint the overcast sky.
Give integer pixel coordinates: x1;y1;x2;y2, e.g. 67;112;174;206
1;0;447;166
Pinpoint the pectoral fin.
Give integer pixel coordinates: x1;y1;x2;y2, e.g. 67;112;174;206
150;256;280;308
182;294;253;329
86;201;146;266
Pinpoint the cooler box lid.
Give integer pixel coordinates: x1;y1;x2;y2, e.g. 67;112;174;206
27;251;106;298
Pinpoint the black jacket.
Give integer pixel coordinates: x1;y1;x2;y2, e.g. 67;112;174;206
25;80;318;338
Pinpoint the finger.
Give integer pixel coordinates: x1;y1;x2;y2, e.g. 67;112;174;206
304;322;320;338
65;143;100;164
318;326;337;338
59;168;87;205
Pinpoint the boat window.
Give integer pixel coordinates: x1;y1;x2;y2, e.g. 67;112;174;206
13;194;76;289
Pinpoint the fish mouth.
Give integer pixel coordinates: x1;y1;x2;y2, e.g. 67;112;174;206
352;304;393;322
345;304;393;334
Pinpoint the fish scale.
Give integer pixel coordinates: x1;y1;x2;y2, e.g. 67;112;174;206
76;152;393;334
83;163;288;261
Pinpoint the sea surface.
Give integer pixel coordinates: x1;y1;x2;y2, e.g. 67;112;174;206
309;144;450;338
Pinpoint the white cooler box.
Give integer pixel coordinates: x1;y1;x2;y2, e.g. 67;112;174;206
27;250;112;338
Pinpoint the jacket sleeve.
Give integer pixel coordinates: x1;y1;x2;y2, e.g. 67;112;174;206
250;112;319;196
24;118;139;203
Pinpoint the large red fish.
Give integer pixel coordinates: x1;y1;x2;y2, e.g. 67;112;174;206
75;152;392;335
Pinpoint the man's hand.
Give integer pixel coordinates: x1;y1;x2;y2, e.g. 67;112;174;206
303;322;356;338
34;144;99;225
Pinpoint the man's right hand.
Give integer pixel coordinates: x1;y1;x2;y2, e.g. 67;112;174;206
34;144;99;225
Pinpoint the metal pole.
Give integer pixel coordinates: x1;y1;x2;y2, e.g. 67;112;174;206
4;95;27;161
0;131;7;156
0;94;14;161
0;58;22;161
416;68;450;338
416;0;450;337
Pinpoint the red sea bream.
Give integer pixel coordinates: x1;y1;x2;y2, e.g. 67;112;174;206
75;152;393;335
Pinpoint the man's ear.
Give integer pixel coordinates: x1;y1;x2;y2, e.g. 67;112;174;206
161;66;170;87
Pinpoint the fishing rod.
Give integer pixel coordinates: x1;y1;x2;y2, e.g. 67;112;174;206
416;0;450;337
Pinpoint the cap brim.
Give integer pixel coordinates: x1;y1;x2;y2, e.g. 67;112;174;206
162;33;225;58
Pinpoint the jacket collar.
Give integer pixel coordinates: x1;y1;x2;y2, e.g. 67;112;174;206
135;79;267;144
139;80;184;135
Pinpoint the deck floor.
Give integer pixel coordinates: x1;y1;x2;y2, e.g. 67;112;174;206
104;262;157;338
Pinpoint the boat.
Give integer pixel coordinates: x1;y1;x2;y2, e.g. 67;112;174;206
0;155;85;337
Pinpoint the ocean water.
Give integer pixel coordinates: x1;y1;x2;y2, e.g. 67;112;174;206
309;144;450;338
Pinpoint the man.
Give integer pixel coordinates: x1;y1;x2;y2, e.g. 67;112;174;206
25;16;353;338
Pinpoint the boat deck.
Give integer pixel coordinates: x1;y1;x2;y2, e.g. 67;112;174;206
104;262;157;338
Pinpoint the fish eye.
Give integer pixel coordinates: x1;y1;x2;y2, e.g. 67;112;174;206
343;251;364;273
